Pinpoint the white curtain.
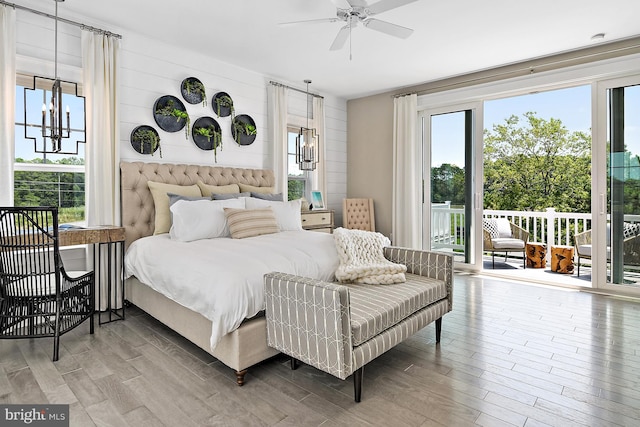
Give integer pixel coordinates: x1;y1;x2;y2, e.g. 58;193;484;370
268;83;288;194
0;5;16;206
392;93;421;248
82;31;120;227
82;31;121;309
312;96;327;198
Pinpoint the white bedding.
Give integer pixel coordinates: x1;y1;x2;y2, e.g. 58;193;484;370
125;230;339;349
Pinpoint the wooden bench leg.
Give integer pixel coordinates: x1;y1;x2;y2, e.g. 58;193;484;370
354;367;363;402
435;317;442;343
235;369;248;386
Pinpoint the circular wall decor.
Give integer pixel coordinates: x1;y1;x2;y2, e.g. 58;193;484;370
130;125;161;156
153;95;188;132
181;77;206;105
212;91;234;118
231;114;257;146
192;116;222;151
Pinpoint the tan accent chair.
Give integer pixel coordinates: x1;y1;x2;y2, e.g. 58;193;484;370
483;218;529;269
343;198;375;231
574;223;640;276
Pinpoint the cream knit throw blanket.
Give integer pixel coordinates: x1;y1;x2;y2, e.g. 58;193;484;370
333;227;406;284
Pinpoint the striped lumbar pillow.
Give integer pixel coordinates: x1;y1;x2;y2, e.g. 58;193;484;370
223;207;279;239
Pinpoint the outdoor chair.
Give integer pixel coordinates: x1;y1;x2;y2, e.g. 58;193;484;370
483;218;530;269
0;207;94;361
574;223;640;276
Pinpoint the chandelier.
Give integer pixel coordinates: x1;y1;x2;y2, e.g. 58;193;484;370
24;0;85;155
295;80;319;171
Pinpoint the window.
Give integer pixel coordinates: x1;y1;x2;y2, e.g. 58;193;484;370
287;126;310;201
14;74;86;223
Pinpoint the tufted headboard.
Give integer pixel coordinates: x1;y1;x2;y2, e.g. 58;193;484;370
120;161;275;247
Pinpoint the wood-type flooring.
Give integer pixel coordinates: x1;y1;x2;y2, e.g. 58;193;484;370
1;274;640;426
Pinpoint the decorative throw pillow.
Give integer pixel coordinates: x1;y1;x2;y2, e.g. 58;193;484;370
224;208;279;239
212;192;250;200
168;193;209;205
244;197;302;231
147;181;201;235
238;183;275;194
495;218;513;238
482;218;499;239
169;198;245;242
196;181;240;198
250;192;284;201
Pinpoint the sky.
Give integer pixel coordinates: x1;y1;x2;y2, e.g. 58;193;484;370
430;85;592;168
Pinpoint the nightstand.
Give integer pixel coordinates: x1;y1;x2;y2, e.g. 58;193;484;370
301;210;334;233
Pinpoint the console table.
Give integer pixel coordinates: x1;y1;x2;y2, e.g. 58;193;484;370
59;226;126;325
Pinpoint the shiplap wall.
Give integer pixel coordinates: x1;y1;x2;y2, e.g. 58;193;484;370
13;8;347;225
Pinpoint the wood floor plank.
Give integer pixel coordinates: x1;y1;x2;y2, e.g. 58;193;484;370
122;406;165;427
85;399;131;427
2;273;640;426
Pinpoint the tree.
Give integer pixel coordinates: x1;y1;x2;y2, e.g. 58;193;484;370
431;163;465;205
483;112;591;213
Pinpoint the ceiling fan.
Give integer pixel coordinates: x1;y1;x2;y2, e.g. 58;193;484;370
280;0;419;55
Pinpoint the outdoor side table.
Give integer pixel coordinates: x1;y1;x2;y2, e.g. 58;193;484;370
526;242;547;268
551;245;575;274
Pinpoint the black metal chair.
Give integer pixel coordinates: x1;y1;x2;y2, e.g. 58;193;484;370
0;207;94;361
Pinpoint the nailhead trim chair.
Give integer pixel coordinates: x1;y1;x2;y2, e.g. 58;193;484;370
343;198;375;232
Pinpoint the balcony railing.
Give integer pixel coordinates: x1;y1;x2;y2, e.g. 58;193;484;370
432;203;640;251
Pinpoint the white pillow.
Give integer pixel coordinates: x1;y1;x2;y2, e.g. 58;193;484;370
169;198;245;242
244;197;302;231
495;218;513;238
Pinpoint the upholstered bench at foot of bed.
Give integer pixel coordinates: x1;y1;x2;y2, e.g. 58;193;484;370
264;247;453;402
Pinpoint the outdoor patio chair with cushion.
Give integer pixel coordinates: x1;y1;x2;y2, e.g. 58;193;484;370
574;223;640;276
483;218;530;269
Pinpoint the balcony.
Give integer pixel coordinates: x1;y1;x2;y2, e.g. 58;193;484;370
432;203;640;287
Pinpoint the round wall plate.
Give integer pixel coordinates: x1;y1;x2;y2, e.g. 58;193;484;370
181;77;205;105
231;114;257;146
212;91;233;118
192;116;221;151
153;95;187;132
130;125;160;155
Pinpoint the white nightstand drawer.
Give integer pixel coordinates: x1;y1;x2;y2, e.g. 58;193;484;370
301;210;334;232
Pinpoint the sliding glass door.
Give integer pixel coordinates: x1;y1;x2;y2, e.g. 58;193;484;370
595;76;640;294
421;103;482;269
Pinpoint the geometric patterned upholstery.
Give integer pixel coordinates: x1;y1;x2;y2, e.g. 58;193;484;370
347;274;448;346
343;198;375;231
264;247;453;383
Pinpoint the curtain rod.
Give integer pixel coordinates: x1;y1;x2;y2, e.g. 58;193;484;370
269;81;324;99
393;38;640;98
1;0;122;39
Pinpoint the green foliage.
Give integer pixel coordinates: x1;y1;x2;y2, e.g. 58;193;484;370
214;95;234;119
288;179;305;201
431;163;465;205
155;99;190;139
132;128;162;158
14;158;85;222
185;80;206;107
483;112;591;213
232;121;257;139
194;125;223;162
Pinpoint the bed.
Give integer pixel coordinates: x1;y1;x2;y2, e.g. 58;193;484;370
120;161;338;385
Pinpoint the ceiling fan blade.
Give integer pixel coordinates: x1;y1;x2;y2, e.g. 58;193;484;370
363;18;413;38
330;0;354;9
367;0;419;15
330;25;350;51
279;17;339;26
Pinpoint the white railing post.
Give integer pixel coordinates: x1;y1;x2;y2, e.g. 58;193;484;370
545;207;556;263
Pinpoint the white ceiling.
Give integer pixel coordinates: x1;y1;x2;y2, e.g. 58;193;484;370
14;0;640;99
